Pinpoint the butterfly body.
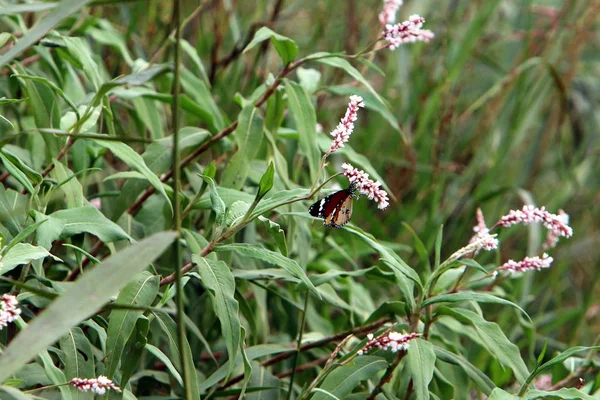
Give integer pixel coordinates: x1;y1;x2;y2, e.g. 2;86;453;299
309;186;356;228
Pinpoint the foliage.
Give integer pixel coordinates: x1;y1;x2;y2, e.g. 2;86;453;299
0;0;599;399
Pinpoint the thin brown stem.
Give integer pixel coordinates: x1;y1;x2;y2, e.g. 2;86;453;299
367;351;407;400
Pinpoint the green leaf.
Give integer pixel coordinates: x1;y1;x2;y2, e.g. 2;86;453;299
51;160;84;208
525;388;596;400
145;343;183;386
433;346;494;395
256;162;275;202
530;346;600;383
308;53;384;104
222;106;265;189
312;356;388;400
0;0;93;68
60;327;95;380
215;243;318;297
191;255;241;381
408;339;436;400
258;216;288;256
94;139;173;214
488;388;519;400
438;307;530;383
0;231;177;382
105;272;159;378
422;292;530;322
0;149;41;195
1;218;48;255
35;207;132;249
283;79;320;182
0;243;61;275
243;27;298;64
0;385;38;399
199;175;227;227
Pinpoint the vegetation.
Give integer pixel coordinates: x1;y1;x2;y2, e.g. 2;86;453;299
0;0;598;399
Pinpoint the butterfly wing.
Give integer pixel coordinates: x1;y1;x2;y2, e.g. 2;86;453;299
309;188;354;228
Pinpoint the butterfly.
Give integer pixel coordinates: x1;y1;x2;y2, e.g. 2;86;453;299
308;185;357;228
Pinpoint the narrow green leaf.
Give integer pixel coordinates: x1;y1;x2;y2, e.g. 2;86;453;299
283;79;320;182
1;219;47;256
488;388;519;400
422;292;530;322
312;356;388;400
0;0;93;68
215;243;318;296
145;344;183;386
258;216;288;256
0;243;61;275
243;27;298;65
94;140;173;214
0;151;38;194
438;307;530;383
0;385;38;399
60;327;95;380
222;106;264;189
408;339;436;400
191;255;241;381
256;162;275;202
525;388;596;400
0;231;177;382
52;160;84;208
533;346;600;380
105;272;159;378
433;346;494;395
199;175;226;227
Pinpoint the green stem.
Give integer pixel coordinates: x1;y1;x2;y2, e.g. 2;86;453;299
171;1;193;398
287;290;310;400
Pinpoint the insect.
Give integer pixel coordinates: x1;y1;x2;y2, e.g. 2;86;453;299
308;185;357;228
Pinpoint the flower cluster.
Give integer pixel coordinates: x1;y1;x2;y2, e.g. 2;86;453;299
379;0;403;25
327;95;365;155
342;163;389;209
496;205;573;238
469;208;499;251
0;294;21;330
383;15;434;50
494;253;554;276
542;209;569;251
358;331;420;355
69;376;121;395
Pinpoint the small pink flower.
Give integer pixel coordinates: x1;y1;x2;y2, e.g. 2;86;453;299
495;205;573;238
70;376;121;395
383;14;434;50
496;253;554;275
542;209;569;251
327;95;365;155
342;163;389;209
469;208;499;251
358;331;420;355
379;0;403;25
0;294;21;330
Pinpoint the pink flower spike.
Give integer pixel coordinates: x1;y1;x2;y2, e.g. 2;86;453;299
358;331;420;355
379;0;404;25
0;294;21;330
542;209;569;251
327;95;365;155
70;376;121;395
383;14;434;50
468;208;498;252
341;163;390;209
496;205;573;238
496;253;554;275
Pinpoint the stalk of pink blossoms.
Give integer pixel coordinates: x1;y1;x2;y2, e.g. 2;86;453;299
342;163;389;209
0;294;21;330
379;0;403;25
495;253;553;276
469;208;499;252
69;376;121;395
494;205;573;238
383;15;434;50
542;209;569;251
326;95;365;155
358;331;420;355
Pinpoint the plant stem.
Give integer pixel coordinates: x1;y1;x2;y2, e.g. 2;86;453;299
171;1;193;398
287;290;310;400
